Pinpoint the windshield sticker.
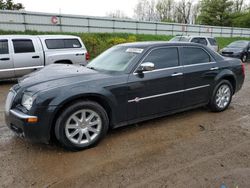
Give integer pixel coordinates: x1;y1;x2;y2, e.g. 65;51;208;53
126;48;144;54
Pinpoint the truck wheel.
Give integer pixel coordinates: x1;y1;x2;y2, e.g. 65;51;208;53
241;54;247;63
208;80;233;112
55;101;109;151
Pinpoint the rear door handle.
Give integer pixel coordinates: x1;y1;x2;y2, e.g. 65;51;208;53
32;56;40;59
210;67;219;71
171;73;183;77
76;53;85;56
0;58;10;61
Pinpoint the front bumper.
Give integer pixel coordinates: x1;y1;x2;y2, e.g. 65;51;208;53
5;106;56;144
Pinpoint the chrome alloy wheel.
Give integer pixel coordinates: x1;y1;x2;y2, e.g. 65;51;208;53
65;109;102;145
215;84;231;109
242;54;247;62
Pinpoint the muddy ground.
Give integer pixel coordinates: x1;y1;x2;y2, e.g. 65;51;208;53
0;65;250;188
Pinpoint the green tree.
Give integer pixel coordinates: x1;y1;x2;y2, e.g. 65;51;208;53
198;0;233;26
232;11;250;28
0;0;24;10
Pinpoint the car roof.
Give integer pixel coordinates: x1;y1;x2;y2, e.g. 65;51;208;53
118;41;206;48
173;35;215;39
0;35;79;39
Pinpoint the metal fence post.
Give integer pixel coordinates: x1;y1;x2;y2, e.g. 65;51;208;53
22;12;27;32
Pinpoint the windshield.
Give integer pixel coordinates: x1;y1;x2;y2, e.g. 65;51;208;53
87;46;144;72
228;41;248;48
170;36;190;42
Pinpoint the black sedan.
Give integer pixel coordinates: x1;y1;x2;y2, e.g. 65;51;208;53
5;42;245;151
220;40;250;62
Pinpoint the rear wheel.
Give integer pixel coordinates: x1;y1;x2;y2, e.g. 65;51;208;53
55;101;109;151
209;80;233;112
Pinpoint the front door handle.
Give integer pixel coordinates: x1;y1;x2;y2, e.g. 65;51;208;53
76;53;85;56
210;67;219;71
0;58;10;61
32;56;40;59
171;72;183;77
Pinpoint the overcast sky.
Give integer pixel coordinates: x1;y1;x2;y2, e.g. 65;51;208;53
13;0;138;17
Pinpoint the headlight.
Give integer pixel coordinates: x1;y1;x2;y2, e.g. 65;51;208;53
22;93;35;111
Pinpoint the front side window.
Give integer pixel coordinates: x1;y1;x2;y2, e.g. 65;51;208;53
0;40;9;54
12;39;35;53
142;47;179;69
45;39;82;49
182;47;211;66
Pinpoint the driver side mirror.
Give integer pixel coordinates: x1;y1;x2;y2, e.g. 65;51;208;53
137;62;155;73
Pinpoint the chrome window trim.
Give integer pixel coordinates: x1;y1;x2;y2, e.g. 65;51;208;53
128;84;210;103
183;61;216;68
0;66;44;72
133;46;216;75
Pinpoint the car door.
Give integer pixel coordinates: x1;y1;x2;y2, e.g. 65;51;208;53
180;46;218;107
11;37;43;77
0;39;15;79
127;47;184;120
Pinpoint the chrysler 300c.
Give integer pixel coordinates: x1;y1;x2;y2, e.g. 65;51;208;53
5;42;245;150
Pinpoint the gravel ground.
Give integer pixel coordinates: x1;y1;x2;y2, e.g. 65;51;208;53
0;64;250;188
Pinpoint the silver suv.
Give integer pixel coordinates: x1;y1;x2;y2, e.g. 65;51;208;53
0;35;89;80
170;36;219;52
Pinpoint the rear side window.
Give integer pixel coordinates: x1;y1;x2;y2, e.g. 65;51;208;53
45;39;82;49
0;40;9;54
182;47;211;66
208;38;217;46
12;39;35;53
143;47;179;69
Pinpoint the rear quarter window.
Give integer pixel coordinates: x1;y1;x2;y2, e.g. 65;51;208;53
45;39;82;49
208;38;217;46
182;47;211;65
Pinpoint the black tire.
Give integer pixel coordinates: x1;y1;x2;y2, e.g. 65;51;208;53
55;100;109;151
208;80;233;112
241;53;248;63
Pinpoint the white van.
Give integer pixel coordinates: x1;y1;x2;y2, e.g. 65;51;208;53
0;35;89;79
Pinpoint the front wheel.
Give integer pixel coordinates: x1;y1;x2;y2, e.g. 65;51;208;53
208;80;233;112
55;101;109;151
241;53;248;63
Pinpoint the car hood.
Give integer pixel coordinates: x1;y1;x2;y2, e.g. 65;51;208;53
18;64;110;92
222;47;244;52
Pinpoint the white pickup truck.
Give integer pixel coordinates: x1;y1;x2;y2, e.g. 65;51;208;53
0;35;89;79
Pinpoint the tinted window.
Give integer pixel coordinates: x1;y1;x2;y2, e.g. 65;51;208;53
182;47;211;65
12;39;35;53
191;38;199;43
143;48;179;69
45;39;82;49
199;38;208;45
208;38;217;46
0;40;9;54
